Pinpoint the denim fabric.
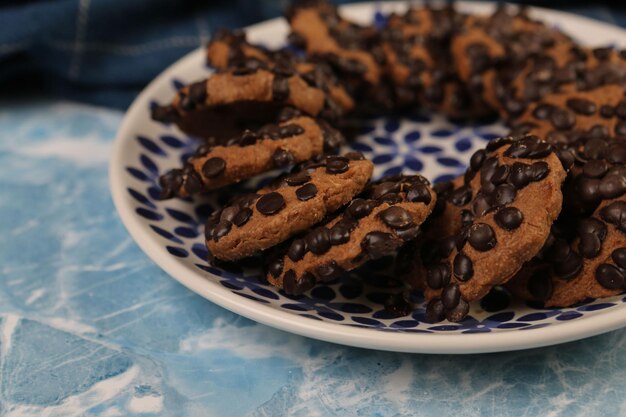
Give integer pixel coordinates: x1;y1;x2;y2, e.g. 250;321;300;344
0;0;623;108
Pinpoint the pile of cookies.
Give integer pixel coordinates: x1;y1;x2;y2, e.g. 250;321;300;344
151;1;626;323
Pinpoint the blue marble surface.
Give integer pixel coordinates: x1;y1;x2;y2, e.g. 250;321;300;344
3;103;626;416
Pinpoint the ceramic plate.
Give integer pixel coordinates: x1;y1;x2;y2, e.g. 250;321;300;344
110;1;626;353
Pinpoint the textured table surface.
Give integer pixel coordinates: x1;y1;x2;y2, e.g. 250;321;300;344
3;6;626;417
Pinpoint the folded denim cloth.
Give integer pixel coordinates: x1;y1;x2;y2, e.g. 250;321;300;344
0;0;621;109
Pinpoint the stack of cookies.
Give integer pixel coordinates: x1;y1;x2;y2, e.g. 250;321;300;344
151;0;626;323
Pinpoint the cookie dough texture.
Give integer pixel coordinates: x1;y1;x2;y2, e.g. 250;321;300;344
205;153;373;261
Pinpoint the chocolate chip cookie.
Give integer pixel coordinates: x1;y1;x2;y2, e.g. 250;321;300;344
151;66;343;141
420;135;567;322
450;4;570;114
158;109;345;199
503;46;626;120
206;29;355;114
205;153;373;261
286;0;383;91
266;174;436;295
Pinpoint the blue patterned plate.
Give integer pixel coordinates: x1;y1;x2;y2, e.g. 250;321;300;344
110;2;626;353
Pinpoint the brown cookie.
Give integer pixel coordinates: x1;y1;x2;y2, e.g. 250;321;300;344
509;195;626;307
511;84;626;146
206;29;274;70
381;6;487;118
419;135;566;322
266;175;436;295
507;136;626;307
503;46;626;120
158;109;344;199
151;66;343;141
205;153;373;261
286;0;383;89
450;4;570;114
206;29;355;114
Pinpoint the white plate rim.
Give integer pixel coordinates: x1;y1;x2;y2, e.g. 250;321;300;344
110;1;626;354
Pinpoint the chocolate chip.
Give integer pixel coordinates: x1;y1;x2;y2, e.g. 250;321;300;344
426;262;451;289
379;206;414;230
495;207;523;230
288;239;306;261
296;183;317;201
615;121;626;137
305;227;331;255
256;192;285;215
278;107;302;122
593;47;612;60
277;124;305;138
578;232;602;258
487;138;513;152
213;220;232;242
426;299;446;323
268;257;283;278
491;165;509;185
329;224;351;245
446;298;469;322
325;156;349;174
344;151;365;161
321;123;345;152
361;232;398;259
529;161;549;181
232;208;252;227
504;136;552;159
220;206;239;223
600;105;614;118
448;185;472;207
371;181;401;199
188;81;207;103
283;270;315;295
553;244;583;280
588;125;609;139
316;261;343;282
599;176;626;199
285;171;311;186
236;129;260;145
202;157;226;178
158;169;183;199
612;248;626;269
272;75;290;101
595;263;625;290
453;252;473;281
616;100;626;119
441;283;461;309
566;98;596;115
151;105;180;123
346;199;373;219
493;184;517;207
578;217;608;241
600;201;626;233
550;108;576;131
184;171;204;194
471;194;490;217
470;149;487;172
583;160;609;179
468;223;496;251
406;183;432;204
508;163;529;189
272;149;294;168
